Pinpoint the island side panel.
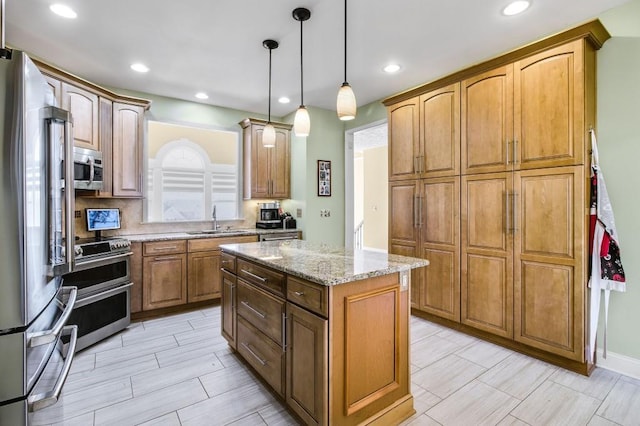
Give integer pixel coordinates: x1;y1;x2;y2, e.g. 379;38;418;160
328;272;414;425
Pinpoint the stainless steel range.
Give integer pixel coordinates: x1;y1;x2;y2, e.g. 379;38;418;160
62;237;133;351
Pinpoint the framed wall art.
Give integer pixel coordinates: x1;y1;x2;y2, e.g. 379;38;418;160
317;160;331;197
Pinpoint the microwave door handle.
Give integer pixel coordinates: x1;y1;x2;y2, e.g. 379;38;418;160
28;325;78;412
29;286;78;347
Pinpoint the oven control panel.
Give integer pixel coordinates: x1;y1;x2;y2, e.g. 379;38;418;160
74;237;131;261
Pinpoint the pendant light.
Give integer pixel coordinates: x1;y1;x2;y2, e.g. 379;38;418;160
336;0;356;121
262;39;278;148
292;7;311;137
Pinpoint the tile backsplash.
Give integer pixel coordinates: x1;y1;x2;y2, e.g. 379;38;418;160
74;196;264;238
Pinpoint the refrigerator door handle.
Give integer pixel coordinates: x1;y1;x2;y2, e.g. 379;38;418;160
28;286;77;348
27;325;78;412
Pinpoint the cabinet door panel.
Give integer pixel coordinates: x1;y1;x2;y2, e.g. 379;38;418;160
286;302;327;426
389;244;421;309
419;177;460;321
461;173;513;337
221;270;237;348
187;251;221;303
462;65;513;174
420;83;460;177
113;103;144;197
514;40;584;169
98;97;113;196
388;181;419;247
62;83;99;150
271;128;291;198
388;98;420;180
514;166;584;361
252;126;271;197
142;254;187;310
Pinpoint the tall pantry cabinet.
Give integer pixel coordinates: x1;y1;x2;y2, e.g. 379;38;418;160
385;20;609;373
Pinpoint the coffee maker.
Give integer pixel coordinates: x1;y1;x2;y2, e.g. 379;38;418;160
256;202;281;229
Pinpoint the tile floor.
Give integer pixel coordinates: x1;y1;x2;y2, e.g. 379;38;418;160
33;306;640;426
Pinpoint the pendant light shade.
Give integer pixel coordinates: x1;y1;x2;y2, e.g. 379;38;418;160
262;39;278;148
262;123;276;148
293;7;311;137
294;106;311;137
337;83;356;121
337;0;356;121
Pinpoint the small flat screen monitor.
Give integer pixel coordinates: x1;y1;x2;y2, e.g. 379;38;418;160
86;208;121;232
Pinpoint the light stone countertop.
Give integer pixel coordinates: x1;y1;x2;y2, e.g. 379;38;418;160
219;240;429;286
119;228;299;243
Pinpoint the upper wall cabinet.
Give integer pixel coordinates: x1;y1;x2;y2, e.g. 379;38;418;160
34;59;151;199
240;118;292;200
113;103;145;198
61;83;100;151
388;83;460;181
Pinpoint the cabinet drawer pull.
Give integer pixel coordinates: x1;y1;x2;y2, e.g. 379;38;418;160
240;300;266;319
241;269;267;283
154;256;181;261
240;342;267;366
151;246;177;251
282;313;287;353
293;291;305;296
506;139;510;165
513;139;518;164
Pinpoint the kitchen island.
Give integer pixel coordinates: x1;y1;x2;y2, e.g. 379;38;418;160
219;240;428;426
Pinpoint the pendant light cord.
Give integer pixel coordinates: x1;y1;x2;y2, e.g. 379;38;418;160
343;0;348;84
300;20;304;106
268;47;272;122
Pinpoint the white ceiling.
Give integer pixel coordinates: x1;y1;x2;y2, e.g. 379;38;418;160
5;0;631;118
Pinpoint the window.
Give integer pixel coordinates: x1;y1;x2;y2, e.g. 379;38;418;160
146;121;241;222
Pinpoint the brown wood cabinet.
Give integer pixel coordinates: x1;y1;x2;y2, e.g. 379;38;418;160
113;103;144;198
286;301;327;426
34;59;150;199
240;118;292;199
142;240;188;310
221;251;412;425
62;82;100;151
385;21;607;373
388;178;460;320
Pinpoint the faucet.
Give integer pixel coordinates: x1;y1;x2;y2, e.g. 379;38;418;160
212;204;219;230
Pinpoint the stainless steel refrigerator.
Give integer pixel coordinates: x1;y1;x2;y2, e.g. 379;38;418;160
0;50;79;425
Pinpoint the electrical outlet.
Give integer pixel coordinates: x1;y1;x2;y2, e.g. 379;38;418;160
320;209;331;217
74;210;81;218
296;208;302;218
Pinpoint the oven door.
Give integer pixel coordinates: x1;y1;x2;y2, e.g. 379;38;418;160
64;253;131;298
63;283;132;352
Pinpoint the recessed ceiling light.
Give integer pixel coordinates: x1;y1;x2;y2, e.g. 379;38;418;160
502;0;530;16
384;64;401;74
50;4;77;19
278;96;290;104
195;92;209;100
130;63;149;73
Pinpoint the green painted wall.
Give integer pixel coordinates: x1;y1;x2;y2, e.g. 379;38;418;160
345;100;387;131
595;36;640;360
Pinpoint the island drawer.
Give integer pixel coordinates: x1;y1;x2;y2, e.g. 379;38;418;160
143;240;187;256
237;279;285;345
287;276;328;318
237;316;284;397
237;258;285;297
220;252;236;273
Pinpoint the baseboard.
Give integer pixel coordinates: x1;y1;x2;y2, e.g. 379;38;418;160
596;349;640;380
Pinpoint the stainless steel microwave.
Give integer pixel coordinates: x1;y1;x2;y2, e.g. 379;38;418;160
73;146;104;190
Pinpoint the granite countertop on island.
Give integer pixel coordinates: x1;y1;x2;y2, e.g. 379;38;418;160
219;239;429;286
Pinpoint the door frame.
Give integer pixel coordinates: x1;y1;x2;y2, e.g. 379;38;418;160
344;119;387;248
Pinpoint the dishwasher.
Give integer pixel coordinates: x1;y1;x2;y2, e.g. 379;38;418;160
259;232;299;242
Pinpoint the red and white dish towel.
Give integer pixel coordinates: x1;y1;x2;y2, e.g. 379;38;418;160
588;129;626;364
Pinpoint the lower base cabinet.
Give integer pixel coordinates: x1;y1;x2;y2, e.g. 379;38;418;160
221;252;412;426
286;302;327;426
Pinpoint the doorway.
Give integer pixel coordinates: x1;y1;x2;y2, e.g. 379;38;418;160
344;120;388;251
